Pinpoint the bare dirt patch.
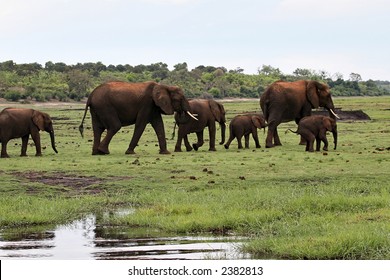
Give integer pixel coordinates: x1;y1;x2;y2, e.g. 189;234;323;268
11;171;110;194
312;108;371;121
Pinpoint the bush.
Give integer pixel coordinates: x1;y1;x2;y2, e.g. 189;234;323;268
4;91;22;101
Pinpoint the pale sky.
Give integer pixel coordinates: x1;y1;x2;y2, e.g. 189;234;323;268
1;0;389;80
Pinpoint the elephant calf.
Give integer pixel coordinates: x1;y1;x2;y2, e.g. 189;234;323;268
224;113;267;149
0;108;58;158
287;115;337;152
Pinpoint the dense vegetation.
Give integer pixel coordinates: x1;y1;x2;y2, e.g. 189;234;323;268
1;60;389;102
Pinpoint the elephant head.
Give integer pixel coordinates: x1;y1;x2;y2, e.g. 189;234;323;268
306;81;339;119
32;111;58;153
323;116;338;150
152;84;197;120
251;115;268;133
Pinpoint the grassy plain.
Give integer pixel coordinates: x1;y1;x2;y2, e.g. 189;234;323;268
0;96;389;259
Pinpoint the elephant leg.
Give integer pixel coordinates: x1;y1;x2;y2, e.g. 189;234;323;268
30;129;42;156
150;114;170;154
174;128;184;152
265;120;281;148
224;134;234;149
99;121;121;155
305;141;310;152
315;136;321;151
175;125;193;152
252;128;261;148
306;135;315;152
237;136;243;149
92;126;105;155
183;135;193;152
265;124;274;148
125;121;147;154
20;135;29;156
175;129;192;152
207;123;217;151
1;141;10;158
319;132;329;151
273;127;282;146
192;131;204;151
90;110;103;155
244;134;250;149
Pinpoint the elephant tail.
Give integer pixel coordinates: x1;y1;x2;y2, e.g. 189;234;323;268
171;122;177;140
285;128;298;134
79;101;90;138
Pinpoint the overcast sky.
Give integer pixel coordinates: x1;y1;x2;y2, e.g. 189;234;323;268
1;0;389;80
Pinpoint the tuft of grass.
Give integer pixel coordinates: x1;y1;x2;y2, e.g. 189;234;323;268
243;222;390;259
0;195;109;227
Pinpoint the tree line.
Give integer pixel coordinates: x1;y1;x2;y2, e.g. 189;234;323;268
0;60;389;102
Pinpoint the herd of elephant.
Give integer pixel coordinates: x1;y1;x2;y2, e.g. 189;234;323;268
0;80;340;158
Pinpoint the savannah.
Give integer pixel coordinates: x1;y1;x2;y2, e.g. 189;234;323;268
0;95;389;259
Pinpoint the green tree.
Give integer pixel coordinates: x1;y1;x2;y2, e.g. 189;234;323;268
66;70;91;100
258;65;282;77
0;60;15;71
349;73;362;82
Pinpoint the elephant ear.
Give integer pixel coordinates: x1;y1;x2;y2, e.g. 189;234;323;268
32;111;45;131
306;81;320;108
209;100;225;122
251;116;263;128
152;84;174;115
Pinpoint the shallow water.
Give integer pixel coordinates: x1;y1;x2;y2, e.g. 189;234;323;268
0;214;250;260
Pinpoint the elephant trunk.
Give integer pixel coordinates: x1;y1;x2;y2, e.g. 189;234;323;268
171;122;177;140
332;127;338;150
49;131;58;153
219;122;226;145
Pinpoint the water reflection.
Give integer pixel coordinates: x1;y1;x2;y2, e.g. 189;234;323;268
0;213;250;260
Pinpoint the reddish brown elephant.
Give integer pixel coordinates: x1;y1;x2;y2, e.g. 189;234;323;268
173;99;226;152
79;81;197;155
224;113;267;149
260;80;339;148
287;115;338;152
0;108;58;158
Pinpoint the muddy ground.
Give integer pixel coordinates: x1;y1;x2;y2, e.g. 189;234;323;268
6;171;133;195
312;108;371;121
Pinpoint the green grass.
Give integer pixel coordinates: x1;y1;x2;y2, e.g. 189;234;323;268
0;96;389;259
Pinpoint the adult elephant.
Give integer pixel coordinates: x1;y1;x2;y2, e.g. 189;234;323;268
260;80;339;148
79;81;197;155
173;99;226;152
0;108;58;158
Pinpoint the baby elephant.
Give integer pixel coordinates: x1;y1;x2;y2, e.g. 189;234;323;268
224;113;267;149
288;115;337;152
0;108;58;158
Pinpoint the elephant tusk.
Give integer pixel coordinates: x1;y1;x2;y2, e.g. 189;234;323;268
330;109;340;119
186;111;199;121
